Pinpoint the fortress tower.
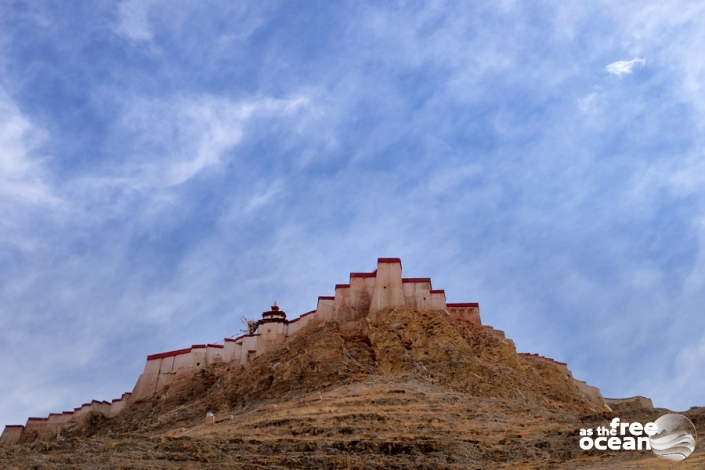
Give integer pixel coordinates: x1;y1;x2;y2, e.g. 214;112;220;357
1;258;482;445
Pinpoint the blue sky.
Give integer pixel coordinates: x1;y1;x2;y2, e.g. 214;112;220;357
2;0;705;426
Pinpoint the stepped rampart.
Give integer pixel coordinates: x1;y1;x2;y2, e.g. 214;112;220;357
1;393;132;444
130;258;481;400
1;257;609;445
604;396;654;411
518;353;604;404
518;352;568;369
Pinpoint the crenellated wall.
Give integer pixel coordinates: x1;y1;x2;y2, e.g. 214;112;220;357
575;380;605;405
518;353;568;369
370;259;405;312
0;426;23;446
126;258;481;402
2;258;486;445
447;303;480;324
518;353;606;405
0;258;626;446
604;396;654;411
0;392;132;445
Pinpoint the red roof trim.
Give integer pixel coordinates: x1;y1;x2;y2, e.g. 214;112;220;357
48;413;61;417
146;344;216;360
27;417;48;422
402;278;431;284
447;302;479;308
335;284;350;289
207;344;225;349
350;272;376;278
430;290;445;294
225;333;258;342
289;310;316;324
262;311;286;317
318;296;334;301
4;425;24;429
378;258;401;263
147;347;193;361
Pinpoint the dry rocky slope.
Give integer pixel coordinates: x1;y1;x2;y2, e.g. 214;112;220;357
2;306;703;468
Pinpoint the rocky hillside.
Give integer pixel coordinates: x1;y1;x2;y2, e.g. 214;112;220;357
1;307;703;469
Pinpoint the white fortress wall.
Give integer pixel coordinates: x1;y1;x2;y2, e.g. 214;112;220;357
132;346;192;400
3;258;493;445
223;337;243;362
206;344;225;363
604;396;654;410
259;321;287;342
348;275;373;316
24;418;50;440
73;402;96;419
154;369;178;393
429;289;446;310
447;303;481;324
108;393;131;417
46;412;72;425
91;400;112;415
143;356;164;375
131;356;165;400
402;278;432;309
172;349;196;371
370;259;405;313
576;380;605;404
334;284;353;322
316;296;335;321
1;391;134;446
191;346;207;369
239;335;262;365
286;310;314;337
0;426;24;446
159;355;175;373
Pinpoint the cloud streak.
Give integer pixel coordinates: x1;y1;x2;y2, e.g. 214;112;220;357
605;58;646;77
113;94;310;188
2;0;705;427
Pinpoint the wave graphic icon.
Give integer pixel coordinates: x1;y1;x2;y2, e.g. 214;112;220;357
649;414;697;461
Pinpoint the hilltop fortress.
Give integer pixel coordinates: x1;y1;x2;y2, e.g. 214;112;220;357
1;258;636;446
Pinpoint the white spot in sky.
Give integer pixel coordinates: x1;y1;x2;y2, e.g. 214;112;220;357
605;58;646;77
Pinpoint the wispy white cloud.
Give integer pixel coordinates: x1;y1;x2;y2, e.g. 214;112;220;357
0;90;57;206
577;92;600;114
6;0;705;427
115;0;158;41
112;94;309;189
0;88;62;255
605;58;646;76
